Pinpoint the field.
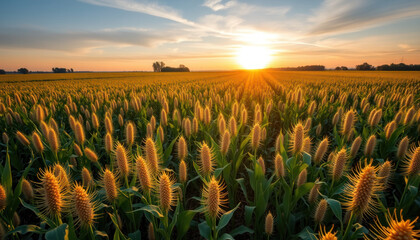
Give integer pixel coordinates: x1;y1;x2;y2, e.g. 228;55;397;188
0;70;420;239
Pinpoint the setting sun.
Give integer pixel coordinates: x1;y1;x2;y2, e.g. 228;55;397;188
236;45;272;69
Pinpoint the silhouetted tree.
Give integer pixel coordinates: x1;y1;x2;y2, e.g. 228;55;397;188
335;66;341;70
18;68;29;74
52;67;67;73
296;65;325;71
356;62;374;71
0;69;5;74
161;64;190;72
71;68;74;72
153;61;165;72
341;66;348;70
376;63;420;71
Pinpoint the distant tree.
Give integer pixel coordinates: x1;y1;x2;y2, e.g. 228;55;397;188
0;69;5;74
161;65;190;72
335;66;341;70
18;68;29;74
71;68;74;73
296;65;325;71
153;61;165;72
341;66;348;70
356;62;374;71
52;67;68;73
376;63;420;71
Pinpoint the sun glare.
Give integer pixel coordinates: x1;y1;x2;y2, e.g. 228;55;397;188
236;45;272;70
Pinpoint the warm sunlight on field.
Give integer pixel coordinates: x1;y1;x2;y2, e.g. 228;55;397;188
236;46;272;69
0;70;419;239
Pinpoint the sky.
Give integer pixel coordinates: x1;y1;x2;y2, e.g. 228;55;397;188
0;0;419;71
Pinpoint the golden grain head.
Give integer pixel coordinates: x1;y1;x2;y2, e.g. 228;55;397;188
265;212;274;235
145;137;159;176
308;181;321;204
72;183;96;227
22;179;34;202
16;131;30;146
368;209;420;240
397;136;410;159
331;148;347;181
350;136;362;158
48;128;60;153
125;122;135;146
156;172;176;213
105;132;113;154
314;137;329;165
135;155;152;194
201;176;228;219
403;145;420;177
102;169;118;202
81;167;92;188
342;109;356;136
179;160;188;184
314;199;328;223
220;130;231;156
84;147;98;163
291;122;305;155
364;135;377;157
251;123;261;150
177;136;187;160
297;168;307;188
37;167;67;216
199;142;214;176
74;121;85;145
31;131;44;153
114;142;130;177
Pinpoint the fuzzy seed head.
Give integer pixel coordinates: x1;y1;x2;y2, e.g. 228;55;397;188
265;212;274;235
37;168;66;216
332;148;347;181
125;122;135;146
81;167;92;188
148;222;155;240
274;154;285;178
179;160;187;184
114;143;130;177
74;121;85;145
364;135;377;157
105;132;113;154
199;142;214;176
308;182;321;204
297;168;307;187
22;179;34;201
258;156;266;175
342;109;355;136
291;123;305;155
31;131;44;153
385;121;397;140
136;156;152;194
177;136;187;161
314;199;328;223
53;164;71;191
145;138;159;176
350;136;362;158
318;226;337;240
84;147;98;163
16;131;30;146
157;172;175;213
314;138;329;165
105;116;113;134
368;209;420;240
202;176;228;219
73;183;95;226
251;123;261;150
378;161;392;188
103;169;118;202
404;145;420;177
228;116;237;136
48;128;60;153
220;130;231;156
397;136;410;159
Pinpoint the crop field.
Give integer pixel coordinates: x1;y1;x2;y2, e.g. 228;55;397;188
0;70;420;240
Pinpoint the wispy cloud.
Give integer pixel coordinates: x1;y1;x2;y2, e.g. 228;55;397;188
308;0;420;35
203;0;236;11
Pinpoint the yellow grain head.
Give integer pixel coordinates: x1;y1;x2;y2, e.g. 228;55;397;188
378;160;393;188
257;156;266;175
69;115;76;131
135;155;152;194
193;117;199;134
184;118;191;137
74;121;85;145
403;145;420;177
118;114;124;127
343;161;383;218
48;128;60;153
318;226;337;240
364;135;377;157
105;115;113;134
105;132;113;154
394;110;403;124
36;105;45;123
179;160;187;184
218;114;226;136
22;179;34;201
84;147;98;163
0;184;6;211
228;116;237;136
124;122;135;146
371;109;382;126
177;136;188;161
156;172;176;214
145;137;159;176
404;106;416;125
157;125;165;142
240;107;248;125
341;109;356;137
265;211;274;236
37;167;67;217
91;113;99;129
314;137;329;165
16;131;30;146
81;167;92;188
72;183;96;227
314;199;328;224
316;123;322;136
102;169;118;202
220;130;231;156
204;106;211;125
290;122;305;155
53;164;71;191
368;209;420;240
146;122;153;138
40;120;49;137
331;148;347;181
332;112;340;126
308;180;321;204
160;109;167;127
199;142;214;177
303;137;312;154
274;154;285;178
275;132;284;153
251;123;261;150
297;168;307;187
114;142;130;177
385;121;397;140
31;131;44;153
201;176;228;219
350;136;362;158
74;143;83;157
397;136;410;159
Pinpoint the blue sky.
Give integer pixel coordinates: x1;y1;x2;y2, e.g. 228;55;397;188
0;0;419;71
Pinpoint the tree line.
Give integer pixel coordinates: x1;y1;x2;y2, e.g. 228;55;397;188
152;61;190;72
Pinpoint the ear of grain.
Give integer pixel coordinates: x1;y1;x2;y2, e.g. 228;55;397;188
201;176;228;219
265;212;274;235
220;130;231;156
136;156;152;194
314;199;328;223
369;209;420;240
0;184;6;211
314;137;329;165
403;145;420;177
199;142;214;176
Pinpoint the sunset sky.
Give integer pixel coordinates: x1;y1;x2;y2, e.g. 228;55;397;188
1;0;419;71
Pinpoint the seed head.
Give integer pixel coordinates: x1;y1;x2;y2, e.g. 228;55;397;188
318;226;337;240
74;121;85;145
0;184;6;211
274;154;285;178
308;181;321;204
81;167;92;188
135;155;152;194
177;136;188;161
72;183;97;227
37;167;68;217
368;209;420;240
265;212;274;235
148;222;155;240
257;156;266;175
105;132;113;154
48;128;60;153
350;136;362;158
385;121;397;140
22;179;34;201
201;176;228;219
331;148;347;181
403;145;420;177
156;172;176;213
84;147;98;163
364;135;377;157
125;122;135;146
297;168;307;187
290;122;305;155
397;136;410;159
251;123;261;150
220;130;231;156
342;109;356;137
102;169;118;202
31;131;44;153
179;160;187;184
314;137;329;165
16;131;30;146
145;138;159;176
378;160;393;188
314;199;328;224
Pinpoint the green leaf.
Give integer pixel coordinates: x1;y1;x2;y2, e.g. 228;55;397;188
20;198;57;228
230;225;254;237
219;233;234;240
326;198;342;223
45;223;69;240
2;150;12;194
176;210;196;239
214;163;231;178
294;182;314;200
198;221;211;240
244;205;255;226
133;205;163;218
216;202;240;232
128;230;141;240
5;225;47;237
297;226;317;240
302;152;312;166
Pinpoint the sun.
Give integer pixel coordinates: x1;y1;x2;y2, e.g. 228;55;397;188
236;45;272;70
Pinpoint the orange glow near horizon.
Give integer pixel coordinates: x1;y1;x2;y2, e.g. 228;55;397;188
236;45;273;69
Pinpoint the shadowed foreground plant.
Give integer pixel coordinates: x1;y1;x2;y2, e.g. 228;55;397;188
367;209;420;239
